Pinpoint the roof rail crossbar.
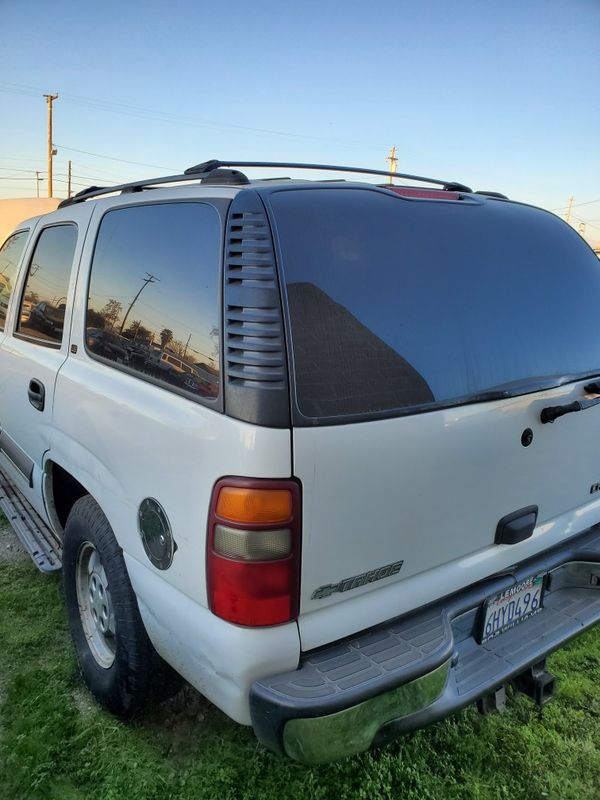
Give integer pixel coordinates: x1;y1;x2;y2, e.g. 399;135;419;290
184;160;472;193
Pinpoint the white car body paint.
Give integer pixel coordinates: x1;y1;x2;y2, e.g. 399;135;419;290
1;176;600;741
295;384;600;648
125;553;299;724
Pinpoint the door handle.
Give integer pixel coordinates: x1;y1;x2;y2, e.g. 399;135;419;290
28;379;45;412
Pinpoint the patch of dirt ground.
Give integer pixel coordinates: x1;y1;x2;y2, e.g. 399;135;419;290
0;518;28;563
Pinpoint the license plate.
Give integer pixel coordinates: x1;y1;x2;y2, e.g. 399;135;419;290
480;573;545;644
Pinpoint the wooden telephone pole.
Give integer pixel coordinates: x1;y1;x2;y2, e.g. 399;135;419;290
387;146;398;185
43;93;58;197
565;196;574;225
119;273;160;334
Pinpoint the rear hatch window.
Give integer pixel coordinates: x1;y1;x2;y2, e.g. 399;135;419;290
267;188;600;421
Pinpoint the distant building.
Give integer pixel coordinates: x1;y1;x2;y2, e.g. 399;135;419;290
0;198;60;247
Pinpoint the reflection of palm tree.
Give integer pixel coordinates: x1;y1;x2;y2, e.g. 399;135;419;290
160;328;173;349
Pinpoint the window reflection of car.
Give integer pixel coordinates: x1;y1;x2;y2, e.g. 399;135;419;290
87;328;130;364
125;342;148;371
19;298;34;322
29;302;65;335
0;275;12;319
145;351;199;386
183;373;219;397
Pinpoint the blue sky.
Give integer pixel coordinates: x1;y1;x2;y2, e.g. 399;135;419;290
1;0;599;244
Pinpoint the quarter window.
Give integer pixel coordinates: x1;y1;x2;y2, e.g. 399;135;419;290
17;225;78;346
86;203;221;402
0;230;29;332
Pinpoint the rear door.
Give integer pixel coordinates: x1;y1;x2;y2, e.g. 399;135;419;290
264;186;600;645
0;206;91;512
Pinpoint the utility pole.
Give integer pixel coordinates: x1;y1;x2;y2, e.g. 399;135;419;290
67;160;72;198
183;333;192;358
43;94;58;198
35;171;42;198
119;273;160;334
387;146;397;185
565;196;574;225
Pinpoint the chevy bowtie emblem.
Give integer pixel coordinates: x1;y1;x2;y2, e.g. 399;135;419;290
311;560;404;600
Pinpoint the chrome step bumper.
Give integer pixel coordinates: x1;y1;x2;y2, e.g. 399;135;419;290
250;526;600;763
0;467;62;572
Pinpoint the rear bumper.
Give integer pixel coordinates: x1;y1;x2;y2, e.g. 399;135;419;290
250;526;600;763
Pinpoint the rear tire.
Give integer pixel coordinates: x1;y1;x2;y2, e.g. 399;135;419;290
63;495;179;717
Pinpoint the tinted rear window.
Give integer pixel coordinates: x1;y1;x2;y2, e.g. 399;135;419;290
269;188;600;420
86;202;221;403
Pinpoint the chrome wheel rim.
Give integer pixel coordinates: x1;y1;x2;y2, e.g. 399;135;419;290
75;542;116;669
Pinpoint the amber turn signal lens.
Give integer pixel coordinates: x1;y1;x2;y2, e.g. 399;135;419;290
216;487;293;525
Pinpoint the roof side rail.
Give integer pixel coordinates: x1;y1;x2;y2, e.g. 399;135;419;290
57;167;250;209
57;159;472;209
475;190;509;200
58;173;198;209
184;160;472;193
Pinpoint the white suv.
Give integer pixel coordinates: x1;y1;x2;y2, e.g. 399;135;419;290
1;160;599;764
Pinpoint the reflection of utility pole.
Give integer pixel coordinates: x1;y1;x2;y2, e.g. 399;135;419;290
43;94;58;198
387;146;397;185
119;272;159;334
565;196;574;225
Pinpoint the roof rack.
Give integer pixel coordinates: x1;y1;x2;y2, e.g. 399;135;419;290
57;170;215;209
57;159;472;209
185;160;472;193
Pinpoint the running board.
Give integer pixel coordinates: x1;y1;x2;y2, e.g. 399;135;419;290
0;467;62;572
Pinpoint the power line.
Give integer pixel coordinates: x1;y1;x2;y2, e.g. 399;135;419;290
572;215;600;232
0;80;386;149
53;145;176;171
550;198;600;211
0;166;46;174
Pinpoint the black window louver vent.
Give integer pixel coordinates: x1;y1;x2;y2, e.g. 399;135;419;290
223;190;290;427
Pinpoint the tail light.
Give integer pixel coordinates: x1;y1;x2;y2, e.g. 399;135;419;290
385;186;460;200
207;478;301;626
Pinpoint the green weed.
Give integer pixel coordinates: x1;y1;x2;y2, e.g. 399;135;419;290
1;559;598;800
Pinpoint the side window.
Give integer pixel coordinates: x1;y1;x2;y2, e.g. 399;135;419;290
0;230;29;332
86;202;221;401
17;225;78;346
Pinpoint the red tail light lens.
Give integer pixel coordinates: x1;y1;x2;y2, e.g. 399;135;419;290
207;478;301;627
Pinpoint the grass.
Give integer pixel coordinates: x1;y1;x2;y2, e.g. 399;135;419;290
0;551;599;800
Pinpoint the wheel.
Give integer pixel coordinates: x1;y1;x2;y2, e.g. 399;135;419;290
63;495;179;717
